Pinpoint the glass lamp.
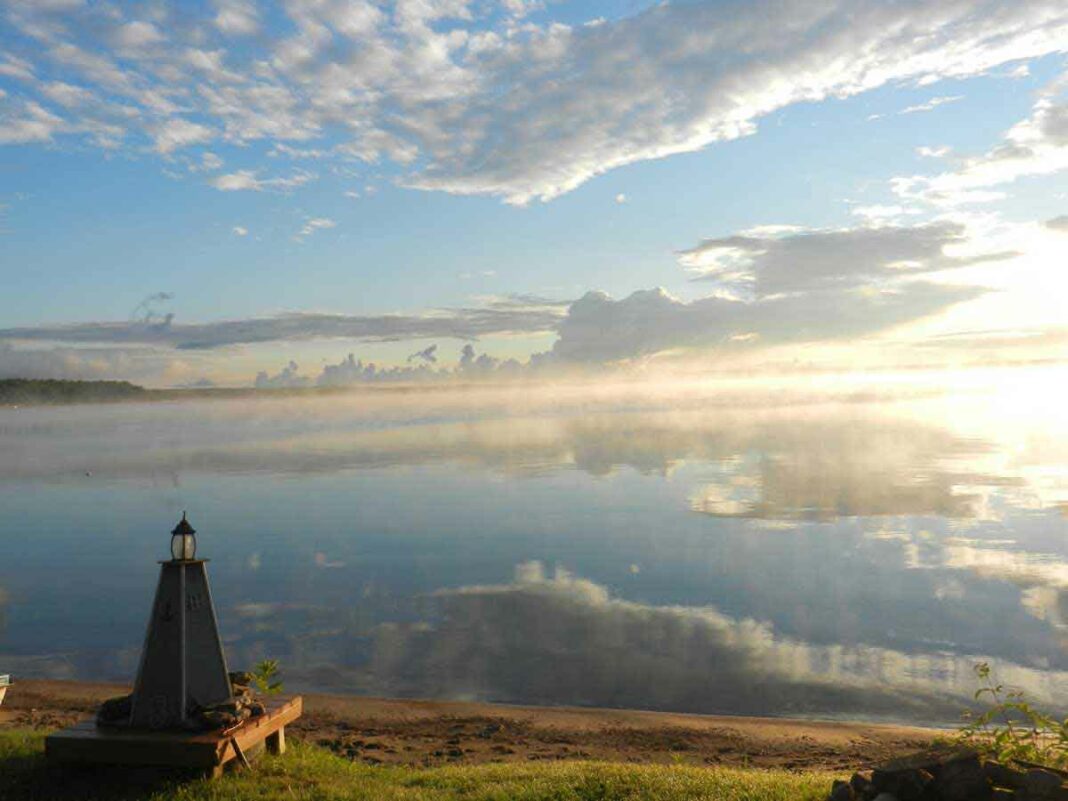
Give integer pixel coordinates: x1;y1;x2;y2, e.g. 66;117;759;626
170;512;197;561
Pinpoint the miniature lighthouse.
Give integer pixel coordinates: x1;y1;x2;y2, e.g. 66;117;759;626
128;513;233;729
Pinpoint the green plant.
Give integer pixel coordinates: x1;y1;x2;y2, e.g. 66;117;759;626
251;659;283;696
957;661;1068;768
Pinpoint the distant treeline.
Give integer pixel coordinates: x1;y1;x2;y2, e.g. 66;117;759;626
0;378;148;405
0;376;520;407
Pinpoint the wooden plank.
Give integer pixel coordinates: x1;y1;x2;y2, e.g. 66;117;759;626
217;697;302;766
45;696;302;771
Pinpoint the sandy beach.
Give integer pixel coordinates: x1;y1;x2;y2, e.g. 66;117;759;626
0;679;940;771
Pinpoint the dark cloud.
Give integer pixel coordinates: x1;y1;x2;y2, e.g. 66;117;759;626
551;282;985;362
0;301;566;350
407;344;438;364
0;342;177;381
680;222;1016;297
253;360;310;389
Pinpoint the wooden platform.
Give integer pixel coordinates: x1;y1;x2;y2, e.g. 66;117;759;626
45;696;302;777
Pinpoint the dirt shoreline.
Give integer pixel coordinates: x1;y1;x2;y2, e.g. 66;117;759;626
0;679;941;771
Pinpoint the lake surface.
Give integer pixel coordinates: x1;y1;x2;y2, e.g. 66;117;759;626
2;370;1068;724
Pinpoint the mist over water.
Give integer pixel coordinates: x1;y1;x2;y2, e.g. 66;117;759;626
2;370;1067;724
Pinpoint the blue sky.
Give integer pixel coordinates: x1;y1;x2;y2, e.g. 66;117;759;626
1;0;1068;386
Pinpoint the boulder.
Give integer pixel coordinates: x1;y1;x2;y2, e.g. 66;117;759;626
871;764;934;800
827;745;1068;801
985;761;1028;790
95;694;133;726
1024;768;1068;800
851;770;875;797
932;751;990;801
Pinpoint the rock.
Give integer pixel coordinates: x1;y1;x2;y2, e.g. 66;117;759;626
990;789;1016;801
95;694;133;726
985;761;1028;790
829;779;855;801
851;770;875;797
934;752;990;801
872;794;900;801
872;764;934;800
1024;768;1068;800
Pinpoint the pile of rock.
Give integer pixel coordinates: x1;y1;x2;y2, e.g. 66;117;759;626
829;748;1068;801
195;671;267;730
96;671;267;731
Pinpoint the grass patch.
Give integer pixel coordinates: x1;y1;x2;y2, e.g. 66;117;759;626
0;729;832;801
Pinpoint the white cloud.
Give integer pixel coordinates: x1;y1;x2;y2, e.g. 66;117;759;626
900;95;963;115
295;216;336;240
114;20;164;51
0;99;63;144
210;169;316;192
231;225;248;236
152;118;213;154
917;145;951;158
894;74;1068;206
0;55;35;81
614;193;627;204
370;561;1068;718
850;205;923;224
214;0;259;36
40;81;95;108
2;1;1067;203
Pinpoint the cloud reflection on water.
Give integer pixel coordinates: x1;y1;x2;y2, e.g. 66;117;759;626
0;391;1036;527
3;377;1068;721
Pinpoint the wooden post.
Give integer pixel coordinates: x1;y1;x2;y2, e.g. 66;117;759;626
266;726;286;755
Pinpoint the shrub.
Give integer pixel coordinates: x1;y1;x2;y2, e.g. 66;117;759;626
957;661;1068;768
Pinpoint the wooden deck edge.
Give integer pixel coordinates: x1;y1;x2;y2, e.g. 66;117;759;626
45;696;303;770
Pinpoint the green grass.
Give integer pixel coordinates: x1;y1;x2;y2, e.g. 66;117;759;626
0;729;832;801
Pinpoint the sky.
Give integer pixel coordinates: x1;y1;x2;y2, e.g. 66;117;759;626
0;0;1067;387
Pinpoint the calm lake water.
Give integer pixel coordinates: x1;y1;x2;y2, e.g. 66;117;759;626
2;371;1067;724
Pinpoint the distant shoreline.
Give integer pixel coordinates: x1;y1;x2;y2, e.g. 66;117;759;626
0;378;520;407
0;678;941;770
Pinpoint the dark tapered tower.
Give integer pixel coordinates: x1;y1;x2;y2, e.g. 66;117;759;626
128;514;232;729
